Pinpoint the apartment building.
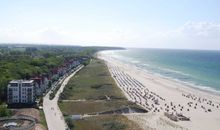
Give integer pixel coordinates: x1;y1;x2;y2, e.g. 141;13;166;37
7;80;36;104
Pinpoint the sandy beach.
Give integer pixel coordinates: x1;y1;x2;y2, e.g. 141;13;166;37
98;52;220;130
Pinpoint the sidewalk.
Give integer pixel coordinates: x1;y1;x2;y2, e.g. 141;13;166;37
43;65;84;130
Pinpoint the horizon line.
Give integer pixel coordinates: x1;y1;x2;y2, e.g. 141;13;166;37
0;42;220;51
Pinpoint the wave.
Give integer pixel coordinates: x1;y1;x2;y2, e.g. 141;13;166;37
100;50;220;95
173;78;220;95
158;67;190;77
136;63;220;95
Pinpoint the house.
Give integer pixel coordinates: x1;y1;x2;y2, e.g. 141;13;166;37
42;73;50;89
31;77;44;96
50;67;59;81
72;60;80;68
7;80;36;104
58;66;66;77
64;59;80;70
31;75;49;96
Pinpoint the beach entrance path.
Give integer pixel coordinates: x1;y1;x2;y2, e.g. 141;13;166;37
43;65;84;130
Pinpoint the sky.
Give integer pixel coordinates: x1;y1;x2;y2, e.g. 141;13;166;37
0;0;220;50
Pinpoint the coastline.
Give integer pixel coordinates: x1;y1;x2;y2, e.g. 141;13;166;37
101;50;220;96
137;64;220;97
97;51;220;130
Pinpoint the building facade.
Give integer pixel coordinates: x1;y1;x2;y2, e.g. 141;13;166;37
7;80;36;104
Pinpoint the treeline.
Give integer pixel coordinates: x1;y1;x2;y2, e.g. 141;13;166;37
0;44;124;103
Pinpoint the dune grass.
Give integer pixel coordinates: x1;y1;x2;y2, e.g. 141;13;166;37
70;115;142;130
60;59;125;100
59;100;137;115
59;58;141;130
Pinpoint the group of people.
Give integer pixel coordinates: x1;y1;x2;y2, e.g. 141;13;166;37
110;65;166;112
182;93;220;112
108;63;220;122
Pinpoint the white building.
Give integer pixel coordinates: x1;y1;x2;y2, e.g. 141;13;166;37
7;80;36;104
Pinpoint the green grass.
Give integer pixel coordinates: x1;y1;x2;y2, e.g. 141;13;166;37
59;58;141;130
60;59;125;100
39;110;48;129
70;115;142;130
59;100;137;115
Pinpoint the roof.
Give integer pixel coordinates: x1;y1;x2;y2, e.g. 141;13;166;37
10;80;34;84
31;77;42;85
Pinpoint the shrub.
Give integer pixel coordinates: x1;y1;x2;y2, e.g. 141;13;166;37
0;105;11;117
49;92;55;100
65;118;74;129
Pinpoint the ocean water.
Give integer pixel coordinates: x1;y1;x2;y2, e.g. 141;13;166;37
102;48;220;94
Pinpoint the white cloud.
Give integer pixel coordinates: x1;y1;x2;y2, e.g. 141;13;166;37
0;27;74;44
0;21;220;50
137;21;220;50
179;21;220;38
34;28;71;44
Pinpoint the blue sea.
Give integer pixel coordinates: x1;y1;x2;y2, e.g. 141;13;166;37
102;48;220;94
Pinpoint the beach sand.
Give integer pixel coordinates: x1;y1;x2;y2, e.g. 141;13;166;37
98;52;220;130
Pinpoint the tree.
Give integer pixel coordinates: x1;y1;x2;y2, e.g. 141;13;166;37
0;105;10;117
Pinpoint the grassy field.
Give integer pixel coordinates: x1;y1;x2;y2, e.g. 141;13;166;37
59;58;142;130
39;110;48;129
59;59;125;100
59;100;138;115
70;115;142;130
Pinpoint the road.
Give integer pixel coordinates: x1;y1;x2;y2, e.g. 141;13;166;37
43;65;84;130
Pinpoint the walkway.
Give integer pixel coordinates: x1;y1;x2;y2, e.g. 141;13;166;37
43;65;84;130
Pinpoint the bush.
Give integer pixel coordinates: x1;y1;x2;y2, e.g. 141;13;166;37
39;97;43;106
49;92;55;100
82;60;90;66
0;105;11;117
91;84;102;89
65;118;74;129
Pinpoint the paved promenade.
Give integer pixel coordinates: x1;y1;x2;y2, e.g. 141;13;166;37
43;65;83;130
